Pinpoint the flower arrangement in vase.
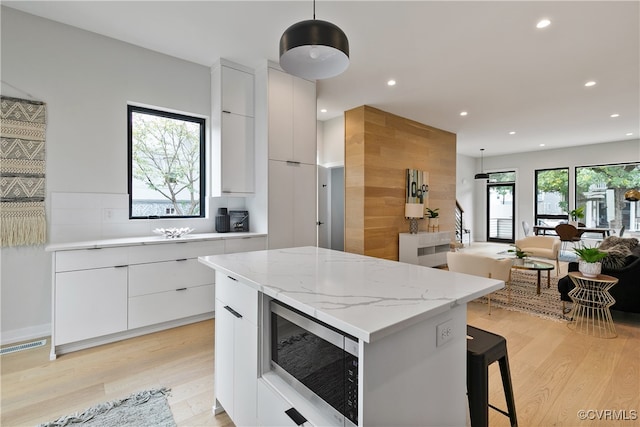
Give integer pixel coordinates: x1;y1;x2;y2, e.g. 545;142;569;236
573;245;607;277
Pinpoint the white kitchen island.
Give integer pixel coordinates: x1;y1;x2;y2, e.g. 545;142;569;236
199;246;503;427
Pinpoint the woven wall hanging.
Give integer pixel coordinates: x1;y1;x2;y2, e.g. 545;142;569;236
1;96;47;246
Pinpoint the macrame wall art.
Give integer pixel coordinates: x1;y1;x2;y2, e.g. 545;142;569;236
1;96;47;247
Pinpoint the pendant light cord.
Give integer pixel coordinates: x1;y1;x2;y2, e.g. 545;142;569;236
313;0;316;19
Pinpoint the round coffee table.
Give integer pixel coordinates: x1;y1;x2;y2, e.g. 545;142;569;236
511;260;555;295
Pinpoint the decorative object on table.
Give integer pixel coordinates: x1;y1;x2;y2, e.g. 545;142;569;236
37;387;175;427
624;189;640;202
568;206;585;226
404;203;424;234
406;169;428;204
215;207;230;233
507;245;530;265
279;0;349;80
425;207;440;232
153;227;194;239
573;245;607;277
474;148;490;180
229;210;250;232
0;96;47;247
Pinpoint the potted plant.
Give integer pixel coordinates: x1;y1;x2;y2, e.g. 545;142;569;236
508;245;530;265
425;207;439;231
568;206;585;226
573;245;607;277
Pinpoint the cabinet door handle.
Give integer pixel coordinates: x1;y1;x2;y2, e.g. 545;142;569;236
285;408;307;426
175;287;187;291
114;265;128;268
176;258;188;262
222;110;231;114
224;305;242;319
227;276;238;281
87;247;102;250
286;160;301;166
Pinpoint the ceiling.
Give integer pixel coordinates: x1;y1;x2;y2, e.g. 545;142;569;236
4;1;639;157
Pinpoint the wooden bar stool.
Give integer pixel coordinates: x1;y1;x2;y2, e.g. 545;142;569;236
467;325;518;427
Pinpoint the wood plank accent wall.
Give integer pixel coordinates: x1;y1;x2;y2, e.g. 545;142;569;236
345;106;457;261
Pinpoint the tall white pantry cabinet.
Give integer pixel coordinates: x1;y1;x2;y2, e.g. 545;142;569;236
263;65;317;249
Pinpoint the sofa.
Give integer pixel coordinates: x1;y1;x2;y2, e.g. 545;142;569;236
557;236;640;313
446;251;513;313
514;235;561;274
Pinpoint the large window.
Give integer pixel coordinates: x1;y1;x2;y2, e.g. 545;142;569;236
575;162;640;232
535;168;569;227
128;105;206;219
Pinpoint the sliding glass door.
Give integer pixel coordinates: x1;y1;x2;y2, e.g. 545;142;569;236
487;182;515;243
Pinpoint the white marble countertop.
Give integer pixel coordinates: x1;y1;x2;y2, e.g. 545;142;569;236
199;246;503;343
45;232;266;252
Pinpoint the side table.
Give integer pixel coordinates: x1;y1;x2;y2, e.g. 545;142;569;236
567;272;618;338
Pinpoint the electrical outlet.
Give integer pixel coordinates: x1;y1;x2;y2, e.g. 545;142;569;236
436;319;454;347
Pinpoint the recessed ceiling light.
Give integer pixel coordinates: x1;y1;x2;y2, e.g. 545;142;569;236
536;19;551;29
626;132;633;136
320;108;327;113
387;80;396;86
460;111;468;116
509;131;516;135
539;144;545;147
585;81;596;87
610;113;620;118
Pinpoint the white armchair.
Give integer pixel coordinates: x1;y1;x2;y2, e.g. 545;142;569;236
515;235;561;274
446;251;512;314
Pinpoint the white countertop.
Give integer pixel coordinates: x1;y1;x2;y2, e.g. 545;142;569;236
199;246;503;343
45;232;266;251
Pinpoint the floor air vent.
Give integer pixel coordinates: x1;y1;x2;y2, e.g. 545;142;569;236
1;339;47;355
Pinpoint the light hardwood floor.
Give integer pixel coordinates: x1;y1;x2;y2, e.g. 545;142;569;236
2;306;639;426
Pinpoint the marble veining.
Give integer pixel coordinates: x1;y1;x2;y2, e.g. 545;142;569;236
199;246;503;342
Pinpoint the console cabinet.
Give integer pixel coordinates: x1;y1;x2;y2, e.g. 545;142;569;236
48;234;266;359
399;231;452;267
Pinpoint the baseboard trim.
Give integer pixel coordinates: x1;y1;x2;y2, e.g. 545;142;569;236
1;323;51;346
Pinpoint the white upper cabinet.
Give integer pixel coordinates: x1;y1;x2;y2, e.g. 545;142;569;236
268;68;316;165
211;59;255;196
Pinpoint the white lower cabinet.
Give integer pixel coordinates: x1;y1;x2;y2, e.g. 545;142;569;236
55;266;128;345
214;273;258;427
258;380;308;427
48;235;264;359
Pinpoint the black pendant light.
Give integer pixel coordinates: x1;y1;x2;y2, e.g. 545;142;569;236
279;0;349;80
474;148;490;180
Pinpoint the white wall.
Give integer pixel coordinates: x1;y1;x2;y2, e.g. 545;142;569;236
0;8;213;343
473;139;640;242
455;154;476;242
318;115;344;167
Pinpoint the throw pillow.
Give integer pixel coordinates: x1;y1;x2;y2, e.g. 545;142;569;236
599;236;638;251
600;243;632;270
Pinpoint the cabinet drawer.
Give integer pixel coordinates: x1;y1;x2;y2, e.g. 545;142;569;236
224;236;267;254
129;259;215;297
258;380;308;427
216;272;258;325
128;284;215;329
128;240;224;264
55;247;128;272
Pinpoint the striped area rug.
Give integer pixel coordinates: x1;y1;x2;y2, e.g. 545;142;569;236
474;269;566;322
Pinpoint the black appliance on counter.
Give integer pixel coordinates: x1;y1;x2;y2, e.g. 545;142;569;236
215;208;230;233
229;210;249;232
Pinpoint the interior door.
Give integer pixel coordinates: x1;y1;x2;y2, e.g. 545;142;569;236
487;183;515;243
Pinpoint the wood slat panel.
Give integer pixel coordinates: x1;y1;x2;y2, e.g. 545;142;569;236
345;105;457;260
